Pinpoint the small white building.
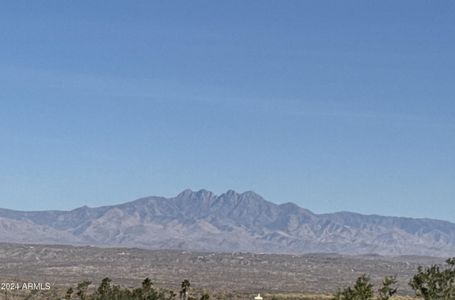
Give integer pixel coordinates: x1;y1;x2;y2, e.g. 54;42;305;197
254;293;263;300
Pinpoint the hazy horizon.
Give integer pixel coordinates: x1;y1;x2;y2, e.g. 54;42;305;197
1;2;454;222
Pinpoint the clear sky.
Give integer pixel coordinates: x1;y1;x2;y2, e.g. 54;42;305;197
0;1;454;221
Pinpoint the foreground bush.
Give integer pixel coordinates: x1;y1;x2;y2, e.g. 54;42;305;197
65;278;206;300
331;274;397;300
332;257;455;300
409;258;455;300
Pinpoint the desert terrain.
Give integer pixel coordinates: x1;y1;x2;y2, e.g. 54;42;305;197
0;243;444;299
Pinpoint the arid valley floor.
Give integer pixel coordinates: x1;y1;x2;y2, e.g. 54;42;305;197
0;243;445;299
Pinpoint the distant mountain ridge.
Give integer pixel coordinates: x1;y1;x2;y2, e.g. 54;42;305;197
1;189;454;257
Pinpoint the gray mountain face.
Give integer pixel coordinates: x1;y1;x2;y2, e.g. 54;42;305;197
1;189;454;257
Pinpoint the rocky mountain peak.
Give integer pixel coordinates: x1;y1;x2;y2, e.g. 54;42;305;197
1;189;455;257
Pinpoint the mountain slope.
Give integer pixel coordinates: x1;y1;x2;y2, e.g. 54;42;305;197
1;189;454;256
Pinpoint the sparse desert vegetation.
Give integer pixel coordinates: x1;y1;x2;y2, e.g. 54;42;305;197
1;244;454;299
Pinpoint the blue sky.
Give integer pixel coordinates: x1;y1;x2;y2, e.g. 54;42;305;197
0;1;454;221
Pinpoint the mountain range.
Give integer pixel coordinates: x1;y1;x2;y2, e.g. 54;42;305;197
1;189;454;257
